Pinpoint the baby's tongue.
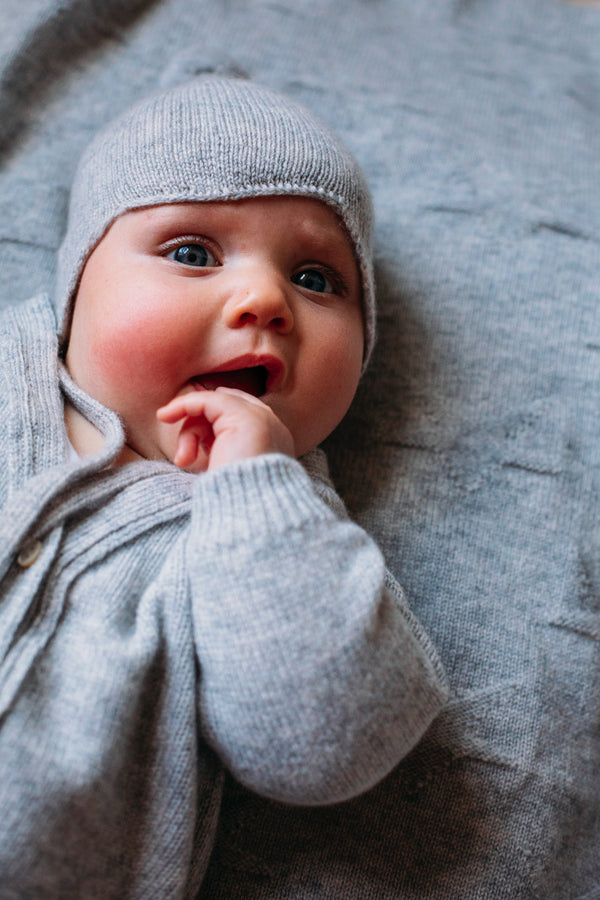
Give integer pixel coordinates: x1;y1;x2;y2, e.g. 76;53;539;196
196;368;264;397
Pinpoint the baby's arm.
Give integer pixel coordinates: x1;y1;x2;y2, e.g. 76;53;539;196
184;449;448;806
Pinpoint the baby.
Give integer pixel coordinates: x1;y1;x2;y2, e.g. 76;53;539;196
0;76;447;897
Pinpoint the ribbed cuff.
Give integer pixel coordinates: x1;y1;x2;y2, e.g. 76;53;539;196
190;453;333;547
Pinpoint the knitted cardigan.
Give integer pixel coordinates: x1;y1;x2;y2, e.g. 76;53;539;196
0;294;447;898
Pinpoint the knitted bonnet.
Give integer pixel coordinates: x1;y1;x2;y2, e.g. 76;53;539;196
55;76;376;366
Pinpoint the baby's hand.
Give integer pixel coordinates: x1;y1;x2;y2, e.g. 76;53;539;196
156;388;295;472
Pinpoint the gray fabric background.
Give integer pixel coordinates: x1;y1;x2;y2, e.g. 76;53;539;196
1;0;599;896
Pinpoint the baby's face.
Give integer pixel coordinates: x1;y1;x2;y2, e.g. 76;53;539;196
65;196;364;462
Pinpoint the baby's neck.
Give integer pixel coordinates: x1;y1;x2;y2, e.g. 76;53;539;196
64;402;142;465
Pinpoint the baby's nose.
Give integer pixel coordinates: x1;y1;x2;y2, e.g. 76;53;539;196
223;272;294;333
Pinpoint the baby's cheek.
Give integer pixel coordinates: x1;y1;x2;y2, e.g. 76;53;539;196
91;332;146;389
91;320;177;395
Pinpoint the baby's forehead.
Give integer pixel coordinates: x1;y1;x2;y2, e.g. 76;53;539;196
105;196;355;254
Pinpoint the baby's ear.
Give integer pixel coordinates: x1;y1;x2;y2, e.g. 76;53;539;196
158;50;249;91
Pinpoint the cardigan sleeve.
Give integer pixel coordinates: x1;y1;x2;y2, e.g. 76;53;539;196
186;451;448;805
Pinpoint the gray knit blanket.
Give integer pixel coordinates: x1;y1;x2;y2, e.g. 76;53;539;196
1;1;599;896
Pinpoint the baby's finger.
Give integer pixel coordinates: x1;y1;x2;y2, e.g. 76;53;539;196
157;388;264;426
173;428;198;469
212;385;271;409
156;396;200;423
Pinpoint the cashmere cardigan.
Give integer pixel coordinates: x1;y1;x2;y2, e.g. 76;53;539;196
0;294;447;898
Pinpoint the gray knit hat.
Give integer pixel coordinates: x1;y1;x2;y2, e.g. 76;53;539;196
55;76;376;366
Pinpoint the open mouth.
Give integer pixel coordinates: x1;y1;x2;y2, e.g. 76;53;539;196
192;365;270;398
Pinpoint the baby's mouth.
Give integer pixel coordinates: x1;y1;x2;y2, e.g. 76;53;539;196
191;366;269;398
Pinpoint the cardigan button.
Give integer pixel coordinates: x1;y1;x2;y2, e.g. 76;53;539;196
17;539;43;569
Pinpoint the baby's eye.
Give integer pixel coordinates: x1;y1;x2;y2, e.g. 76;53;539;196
291;268;337;294
166;243;218;267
